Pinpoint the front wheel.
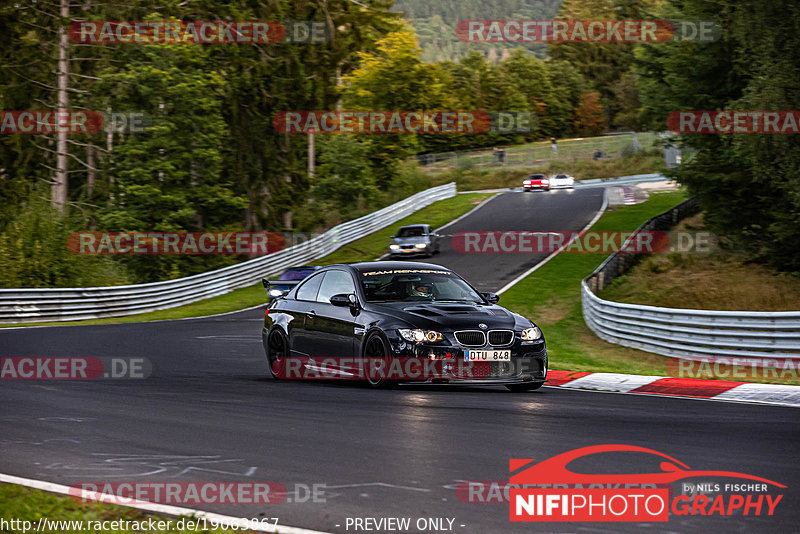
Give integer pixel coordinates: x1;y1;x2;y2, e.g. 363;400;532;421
506;381;544;392
363;332;396;388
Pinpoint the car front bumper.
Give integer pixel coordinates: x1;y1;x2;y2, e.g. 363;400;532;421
389;247;430;257
390;337;548;383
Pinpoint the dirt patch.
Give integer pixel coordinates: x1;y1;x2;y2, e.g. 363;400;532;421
535;299;571;325
636;180;679;191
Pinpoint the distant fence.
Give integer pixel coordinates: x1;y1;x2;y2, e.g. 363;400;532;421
582;199;800;363
0;183;457;324
417;132;656;173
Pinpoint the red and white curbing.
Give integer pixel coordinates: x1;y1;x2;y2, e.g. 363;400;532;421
545;370;800;408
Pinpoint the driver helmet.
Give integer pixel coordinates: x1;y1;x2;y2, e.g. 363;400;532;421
409;282;433;297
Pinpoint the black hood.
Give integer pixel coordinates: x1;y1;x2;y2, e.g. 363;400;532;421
367;301;523;331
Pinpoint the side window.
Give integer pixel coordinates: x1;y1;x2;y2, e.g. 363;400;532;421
316;270;356;304
295;272;324;302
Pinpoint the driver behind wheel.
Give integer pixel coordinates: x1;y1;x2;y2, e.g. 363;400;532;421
408;282;433;298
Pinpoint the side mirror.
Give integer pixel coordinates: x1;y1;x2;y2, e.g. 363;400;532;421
331;293;359;309
482;292;500;304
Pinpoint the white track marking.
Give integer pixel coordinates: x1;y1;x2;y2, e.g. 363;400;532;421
0;472;330;534
714;383;800;407
561;373;665;393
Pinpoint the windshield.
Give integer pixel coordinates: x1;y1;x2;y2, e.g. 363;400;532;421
396;227;425;237
360;268;484;303
529;174;546;179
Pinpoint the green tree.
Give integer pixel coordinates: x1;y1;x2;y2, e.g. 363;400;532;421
311;135;380;225
342;27;458;180
636;0;800;271
96;28;247;282
550;0;656;127
543;60;590;137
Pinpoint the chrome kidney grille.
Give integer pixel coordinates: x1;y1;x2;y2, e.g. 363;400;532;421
454;330;485;347
487;330;514;346
455;329;515;347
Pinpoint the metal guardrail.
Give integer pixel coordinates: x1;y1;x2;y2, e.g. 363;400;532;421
0;183;457;323
582;199;800;363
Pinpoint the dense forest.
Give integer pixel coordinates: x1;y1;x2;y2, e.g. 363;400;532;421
0;0;797;289
392;0;561;61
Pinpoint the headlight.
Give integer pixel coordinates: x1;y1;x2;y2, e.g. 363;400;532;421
521;326;542;341
415;243;427;249
399;328;443;343
268;289;284;298
389;244;400;250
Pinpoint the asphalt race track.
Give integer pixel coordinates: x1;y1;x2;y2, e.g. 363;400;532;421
425;188;605;292
1;188;798;533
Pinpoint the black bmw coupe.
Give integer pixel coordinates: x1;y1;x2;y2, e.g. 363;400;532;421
262;262;547;391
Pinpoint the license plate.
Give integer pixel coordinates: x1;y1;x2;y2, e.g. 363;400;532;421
464;350;511;362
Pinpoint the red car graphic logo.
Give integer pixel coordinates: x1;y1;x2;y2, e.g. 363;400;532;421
510;444;785;487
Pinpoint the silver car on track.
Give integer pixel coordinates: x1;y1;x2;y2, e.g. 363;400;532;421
388;224;441;258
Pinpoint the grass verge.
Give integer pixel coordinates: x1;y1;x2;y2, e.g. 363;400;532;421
0;484;263;533
501;190;799;384
600;214;800;311
500;190;693;376
1;193;491;329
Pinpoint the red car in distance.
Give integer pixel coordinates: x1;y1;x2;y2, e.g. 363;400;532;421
523;174;550;191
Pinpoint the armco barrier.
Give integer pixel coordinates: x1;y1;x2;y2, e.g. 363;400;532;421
0;182;457;323
582;200;800;363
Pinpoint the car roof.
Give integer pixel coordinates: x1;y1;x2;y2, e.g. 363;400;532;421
398;224;427;229
283;265;320;271
345;261;452;274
